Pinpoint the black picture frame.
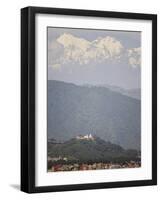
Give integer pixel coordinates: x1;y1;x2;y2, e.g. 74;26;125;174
21;6;157;193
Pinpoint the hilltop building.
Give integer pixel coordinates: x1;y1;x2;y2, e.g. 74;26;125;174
76;134;94;140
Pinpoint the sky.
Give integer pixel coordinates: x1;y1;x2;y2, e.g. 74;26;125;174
48;27;141;89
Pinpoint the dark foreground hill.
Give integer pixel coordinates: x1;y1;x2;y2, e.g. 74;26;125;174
48;137;140;164
48;80;141;150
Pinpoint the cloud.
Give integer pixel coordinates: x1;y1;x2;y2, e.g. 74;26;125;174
128;47;141;68
48;40;64;67
50;63;61;69
57;33;124;64
48;33;140;69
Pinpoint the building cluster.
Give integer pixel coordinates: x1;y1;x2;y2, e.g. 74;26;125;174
76;134;94;140
48;161;141;172
48;156;68;162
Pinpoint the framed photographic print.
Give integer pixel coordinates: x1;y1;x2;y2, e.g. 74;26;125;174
21;6;157;193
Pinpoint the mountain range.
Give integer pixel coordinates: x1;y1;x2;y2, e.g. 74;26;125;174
48;80;141;150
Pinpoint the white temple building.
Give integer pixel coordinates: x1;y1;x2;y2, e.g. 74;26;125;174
76;134;94;140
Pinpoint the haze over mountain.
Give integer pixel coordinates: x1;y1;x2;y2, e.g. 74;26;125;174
48;80;141;150
83;84;141;100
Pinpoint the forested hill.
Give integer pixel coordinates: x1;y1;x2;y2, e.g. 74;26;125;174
48;136;140;163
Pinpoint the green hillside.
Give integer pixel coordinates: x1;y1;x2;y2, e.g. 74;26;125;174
48;137;139;164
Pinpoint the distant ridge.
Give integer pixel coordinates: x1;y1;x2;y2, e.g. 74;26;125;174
83;83;141;100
